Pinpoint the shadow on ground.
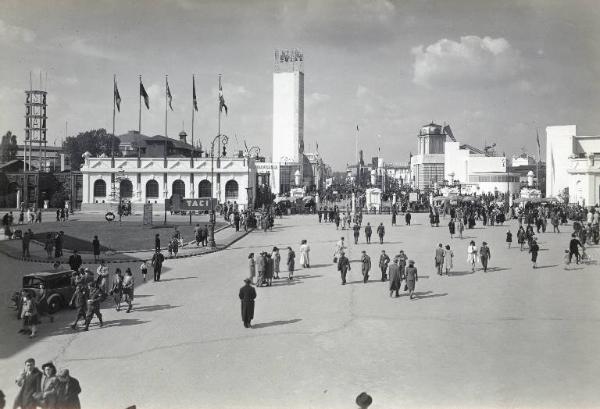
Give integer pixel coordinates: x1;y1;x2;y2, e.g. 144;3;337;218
252;318;302;329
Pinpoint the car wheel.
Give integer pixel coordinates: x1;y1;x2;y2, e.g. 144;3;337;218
47;296;62;314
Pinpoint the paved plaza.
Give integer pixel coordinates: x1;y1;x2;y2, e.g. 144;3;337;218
1;213;599;409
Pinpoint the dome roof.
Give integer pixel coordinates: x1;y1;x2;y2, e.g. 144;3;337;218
419;122;443;136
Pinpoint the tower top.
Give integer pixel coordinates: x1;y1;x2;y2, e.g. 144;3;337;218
274;48;304;73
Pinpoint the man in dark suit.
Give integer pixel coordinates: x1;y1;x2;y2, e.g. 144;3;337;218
151;249;165;281
13;358;42;409
337;251;351;285
56;369;81;409
68;250;82;271
239;278;256;328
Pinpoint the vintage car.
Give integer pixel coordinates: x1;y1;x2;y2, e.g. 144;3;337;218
13;270;77;316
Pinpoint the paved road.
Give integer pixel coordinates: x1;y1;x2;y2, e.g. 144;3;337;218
1;213;599;409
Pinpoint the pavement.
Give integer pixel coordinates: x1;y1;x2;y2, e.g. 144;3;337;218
1;213;599;409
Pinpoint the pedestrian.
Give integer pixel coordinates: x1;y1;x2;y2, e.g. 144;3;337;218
333;237;346;263
479;241;491;272
171;237;179;258
448;218;455;239
56;369;81;409
69;282;88;329
21;229;31;258
96;260;109;293
36;209;42;223
194;223;201;246
364;222;372;244
434;243;445;275
44;233;54;259
377;222;385;244
379;250;390;281
405;260;418;299
299;239;310;268
530;239;540;268
154;233;161;251
202;225;209;246
443;244;454;275
37;362;58;409
54;232;62;258
92;236;100;262
84;282;104;330
19;210;24;225
20;292;39;338
248;253;256;284
517;226;526;251
569;234;584;264
337;250;351;285
56;209;60;222
68;249;82;272
287;246;295;280
506;230;513;249
272;247;280;279
467;240;478;272
353;223;360;244
140;260;148;282
14;358;42;409
388;257;402;297
109;268;124;311
60;208;65;222
256;252;266;287
122;268;134;313
405;211;411;226
239;278;257;328
458;218;464;239
361;250;371;283
151;249;165;281
265;253;274;286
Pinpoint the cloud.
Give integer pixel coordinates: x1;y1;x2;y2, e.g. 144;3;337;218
305;92;330;107
0;19;35;44
63;37;121;60
411;36;523;88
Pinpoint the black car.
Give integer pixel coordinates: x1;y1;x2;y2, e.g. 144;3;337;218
14;270;77;315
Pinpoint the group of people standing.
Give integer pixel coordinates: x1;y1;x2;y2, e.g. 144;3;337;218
247;242;308;286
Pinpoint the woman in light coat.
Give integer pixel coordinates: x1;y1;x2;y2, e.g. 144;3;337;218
467;240;478;272
299;239;310;268
271;247;281;279
443;244;454;275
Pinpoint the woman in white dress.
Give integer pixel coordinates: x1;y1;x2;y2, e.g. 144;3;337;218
299;239;310;268
467;240;478;272
443;244;454;275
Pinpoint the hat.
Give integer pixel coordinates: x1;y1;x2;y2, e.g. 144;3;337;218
57;369;69;379
243;278;251;284
408;260;415;265
41;362;56;372
482;241;487;245
356;392;373;408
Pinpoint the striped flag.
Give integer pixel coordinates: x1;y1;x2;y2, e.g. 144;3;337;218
192;75;198;112
140;80;149;109
536;129;541;159
114;77;121;112
219;76;228;115
166;79;173;111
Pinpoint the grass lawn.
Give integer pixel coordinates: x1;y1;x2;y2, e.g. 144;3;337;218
23;220;228;252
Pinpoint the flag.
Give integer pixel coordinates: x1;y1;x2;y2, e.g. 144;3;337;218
316;141;319;151
166;79;173;111
140;80;149;109
536;129;541;159
192;75;198;112
219;77;228;115
356;125;359;131
114;78;121;112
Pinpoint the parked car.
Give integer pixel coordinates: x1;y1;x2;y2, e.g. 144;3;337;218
13;270;77;316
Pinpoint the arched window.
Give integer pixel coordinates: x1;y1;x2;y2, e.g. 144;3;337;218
146;180;159;199
120;179;133;198
172;179;185;198
93;180;106;197
198;180;212;197
225;180;238;200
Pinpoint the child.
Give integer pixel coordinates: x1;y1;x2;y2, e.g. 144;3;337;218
563;249;570;270
140;260;148;282
506;230;513;249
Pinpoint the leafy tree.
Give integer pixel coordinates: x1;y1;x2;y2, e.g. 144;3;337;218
0;131;18;163
63;129;120;170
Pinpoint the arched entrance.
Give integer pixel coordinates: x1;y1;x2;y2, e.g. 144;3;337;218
146;180;159;201
225;180;239;201
198;180;211;198
172;180;185;198
93;180;106;200
120;179;133;199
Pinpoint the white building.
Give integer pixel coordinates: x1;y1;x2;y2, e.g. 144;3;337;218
81;155;256;211
546;125;600;205
410;123;446;189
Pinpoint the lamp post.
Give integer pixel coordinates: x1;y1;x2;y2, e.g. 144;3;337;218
244;144;260;210
208;133;228;247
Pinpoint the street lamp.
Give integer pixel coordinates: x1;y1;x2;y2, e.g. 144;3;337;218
208;133;228;247
244;145;260;210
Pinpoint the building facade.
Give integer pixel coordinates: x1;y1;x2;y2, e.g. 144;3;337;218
546;125;600;205
410;123;446;189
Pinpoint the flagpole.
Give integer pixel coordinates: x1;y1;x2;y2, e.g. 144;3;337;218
112;74;115;161
218;74;222;159
191;74;195;165
164;75;168;163
138;75;142;134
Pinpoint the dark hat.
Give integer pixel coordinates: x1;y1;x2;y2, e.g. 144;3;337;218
408;260;415;265
243;278;251;284
356;392;373;408
482;241;487;245
41;362;56;372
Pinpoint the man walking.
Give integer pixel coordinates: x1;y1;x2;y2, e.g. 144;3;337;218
435;243;445;275
56;369;82;409
388;257;403;297
353;223;360;244
479;241;491;272
84;282;103;331
239;278;256;328
151;249;165;281
377;222;385;244
337;251;351;285
364;222;372;244
69;283;89;330
379;250;390;281
361;250;371;283
14;358;42;409
154;233;161;251
21;229;32;258
405;211;412;226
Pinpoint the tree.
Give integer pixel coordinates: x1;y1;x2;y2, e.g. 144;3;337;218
0;131;18;163
63;129;120;170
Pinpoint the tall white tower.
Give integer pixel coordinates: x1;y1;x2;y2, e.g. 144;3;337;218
272;49;304;163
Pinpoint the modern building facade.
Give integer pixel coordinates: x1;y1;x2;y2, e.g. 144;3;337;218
546;125;600;205
410;123;446;189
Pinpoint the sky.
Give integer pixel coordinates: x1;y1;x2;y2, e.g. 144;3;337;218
0;0;599;170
